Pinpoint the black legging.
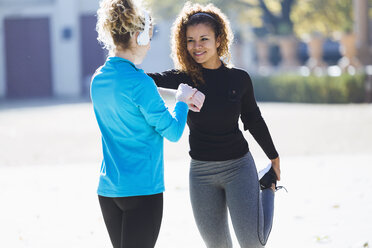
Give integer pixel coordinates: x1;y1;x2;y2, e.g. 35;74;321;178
98;193;163;248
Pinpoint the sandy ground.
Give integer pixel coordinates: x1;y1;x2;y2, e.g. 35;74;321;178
0;99;371;248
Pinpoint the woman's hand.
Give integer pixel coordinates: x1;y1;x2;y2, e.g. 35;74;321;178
187;91;205;112
271;156;281;181
176;84;205;112
176;83;197;103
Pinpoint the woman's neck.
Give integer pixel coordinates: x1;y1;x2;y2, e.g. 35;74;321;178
114;49;136;64
201;58;222;70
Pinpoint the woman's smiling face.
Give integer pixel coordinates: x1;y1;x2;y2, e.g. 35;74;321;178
186;23;221;69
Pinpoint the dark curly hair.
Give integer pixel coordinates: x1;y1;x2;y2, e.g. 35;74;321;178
171;2;234;84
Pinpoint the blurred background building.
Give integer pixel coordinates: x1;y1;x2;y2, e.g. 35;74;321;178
0;0;102;99
0;0;371;101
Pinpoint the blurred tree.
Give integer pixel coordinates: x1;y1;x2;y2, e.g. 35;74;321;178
291;0;355;36
147;0;372;37
255;0;295;35
146;0;223;19
147;0;296;36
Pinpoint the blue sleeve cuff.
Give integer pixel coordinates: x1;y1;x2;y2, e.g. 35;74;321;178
175;101;189;112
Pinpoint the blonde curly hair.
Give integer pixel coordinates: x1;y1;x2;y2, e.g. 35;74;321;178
96;0;150;52
171;2;234;84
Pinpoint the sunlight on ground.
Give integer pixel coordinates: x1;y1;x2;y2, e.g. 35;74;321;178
0;101;371;248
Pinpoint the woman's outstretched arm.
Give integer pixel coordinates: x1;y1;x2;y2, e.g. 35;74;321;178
148;70;190;89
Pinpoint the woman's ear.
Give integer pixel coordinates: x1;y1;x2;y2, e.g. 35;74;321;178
134;31;140;45
216;35;221;48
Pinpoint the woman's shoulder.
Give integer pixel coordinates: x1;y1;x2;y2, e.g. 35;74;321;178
111;68;155;94
224;67;252;85
227;67;251;78
136;71;157;86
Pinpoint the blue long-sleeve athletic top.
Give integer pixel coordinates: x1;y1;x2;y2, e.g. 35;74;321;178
90;57;188;197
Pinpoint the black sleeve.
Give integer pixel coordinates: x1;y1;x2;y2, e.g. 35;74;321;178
147;70;188;90
240;73;279;159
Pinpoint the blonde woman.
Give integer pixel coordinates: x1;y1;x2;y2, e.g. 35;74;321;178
148;2;282;247
91;1;204;247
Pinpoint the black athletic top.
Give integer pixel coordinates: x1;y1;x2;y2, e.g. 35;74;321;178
148;63;278;161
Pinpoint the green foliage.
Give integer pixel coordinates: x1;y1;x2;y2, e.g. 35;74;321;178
148;0;296;35
147;0;362;38
292;0;354;36
147;0;236;20
252;73;366;103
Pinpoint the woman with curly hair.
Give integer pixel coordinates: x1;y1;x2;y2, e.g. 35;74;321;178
148;2;282;247
91;0;204;247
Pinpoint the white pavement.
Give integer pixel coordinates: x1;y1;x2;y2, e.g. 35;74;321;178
0;101;371;248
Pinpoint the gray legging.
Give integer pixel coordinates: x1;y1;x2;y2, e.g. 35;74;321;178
189;152;274;248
